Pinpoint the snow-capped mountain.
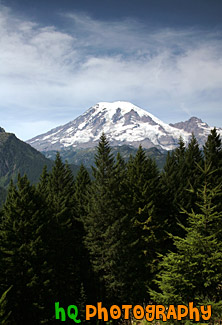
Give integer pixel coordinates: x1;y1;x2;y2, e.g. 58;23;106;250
170;117;221;147
27;101;221;151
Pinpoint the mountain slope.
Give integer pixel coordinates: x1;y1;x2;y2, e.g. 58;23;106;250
0;129;53;188
27;101;192;151
27;101;222;152
170;117;222;146
43;145;167;170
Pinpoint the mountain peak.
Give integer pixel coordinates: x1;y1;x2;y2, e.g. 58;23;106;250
92;101;150;117
27;101;192;151
170;116;210;132
0;127;5;133
27;101;222;152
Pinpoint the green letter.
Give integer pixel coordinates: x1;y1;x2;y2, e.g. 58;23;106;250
67;305;81;323
55;302;66;321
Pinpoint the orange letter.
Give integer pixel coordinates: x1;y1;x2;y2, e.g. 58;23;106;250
156;305;166;321
177;305;188;320
201;305;211;321
189;302;200;321
145;305;155;321
86;305;97;321
110;305;121;320
133;305;144;320
97;302;108;321
122;305;132;320
166;305;177;320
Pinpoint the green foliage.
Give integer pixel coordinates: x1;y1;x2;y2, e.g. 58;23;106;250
125;145;166;303
75;164;91;217
0;187;7;206
84;134;118;301
43;145;167;170
151;164;222;320
0;129;221;323
42;153;83;308
203;128;222;212
161;135;204;239
0;286;12;324
0;175;50;323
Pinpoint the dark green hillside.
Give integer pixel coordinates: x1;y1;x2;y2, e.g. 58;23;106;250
43;145;167;170
0;131;53;188
0;186;7;206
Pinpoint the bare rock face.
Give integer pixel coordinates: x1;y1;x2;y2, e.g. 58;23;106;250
0;127;5;133
27;101;221;152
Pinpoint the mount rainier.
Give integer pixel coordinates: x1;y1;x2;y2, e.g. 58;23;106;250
27;101;222;151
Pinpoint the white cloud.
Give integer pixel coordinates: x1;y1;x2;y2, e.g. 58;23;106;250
0;5;222;140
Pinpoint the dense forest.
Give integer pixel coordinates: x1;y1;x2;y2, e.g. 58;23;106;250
0;128;222;324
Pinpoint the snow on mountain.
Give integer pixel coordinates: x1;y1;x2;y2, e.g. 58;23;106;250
170;117;222;147
27;101;220;151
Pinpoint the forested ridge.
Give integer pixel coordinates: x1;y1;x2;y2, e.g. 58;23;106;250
0;128;222;324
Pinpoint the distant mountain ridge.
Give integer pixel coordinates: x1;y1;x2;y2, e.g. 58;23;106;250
170;117;218;147
27;101;222;152
42;145;167;170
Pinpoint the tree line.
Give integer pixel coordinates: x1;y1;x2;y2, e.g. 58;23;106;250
0;128;222;323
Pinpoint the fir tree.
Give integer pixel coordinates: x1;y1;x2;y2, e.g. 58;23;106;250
37;165;49;196
204;128;222;170
75;164;91;218
0;176;49;324
160;138;186;235
203;128;222;197
161;135;203;237
84;134;128;303
125;145;165;303
0;286;12;324
74;164;95;303
44;153;83;310
151;164;222;320
182;134;203;210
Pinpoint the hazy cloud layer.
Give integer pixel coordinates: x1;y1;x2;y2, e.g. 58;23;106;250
0;5;222;140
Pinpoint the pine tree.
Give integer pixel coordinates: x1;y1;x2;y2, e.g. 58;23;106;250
204;128;222;171
75;164;91;218
161;135;203;237
0;286;12;324
182;134;203;210
37;165;49;196
84;134;128;303
203;128;222;200
160;138;186;235
125;145;165;303
151;164;222;319
205;129;222;220
0;176;49;324
44;153;83;309
74;164;95;303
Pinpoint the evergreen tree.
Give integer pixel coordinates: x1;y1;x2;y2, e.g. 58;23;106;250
182;134;203;210
74;164;95;303
0;286;12;324
151;164;222;319
84;134;128;303
75;164;91;218
37;165;49;196
161;135;203;237
0;176;49;324
125;145;165;303
204;128;222;170
44;153;83;310
204;128;222;191
160;138;186;235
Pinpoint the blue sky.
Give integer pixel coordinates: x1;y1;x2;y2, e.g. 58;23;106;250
0;0;222;140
